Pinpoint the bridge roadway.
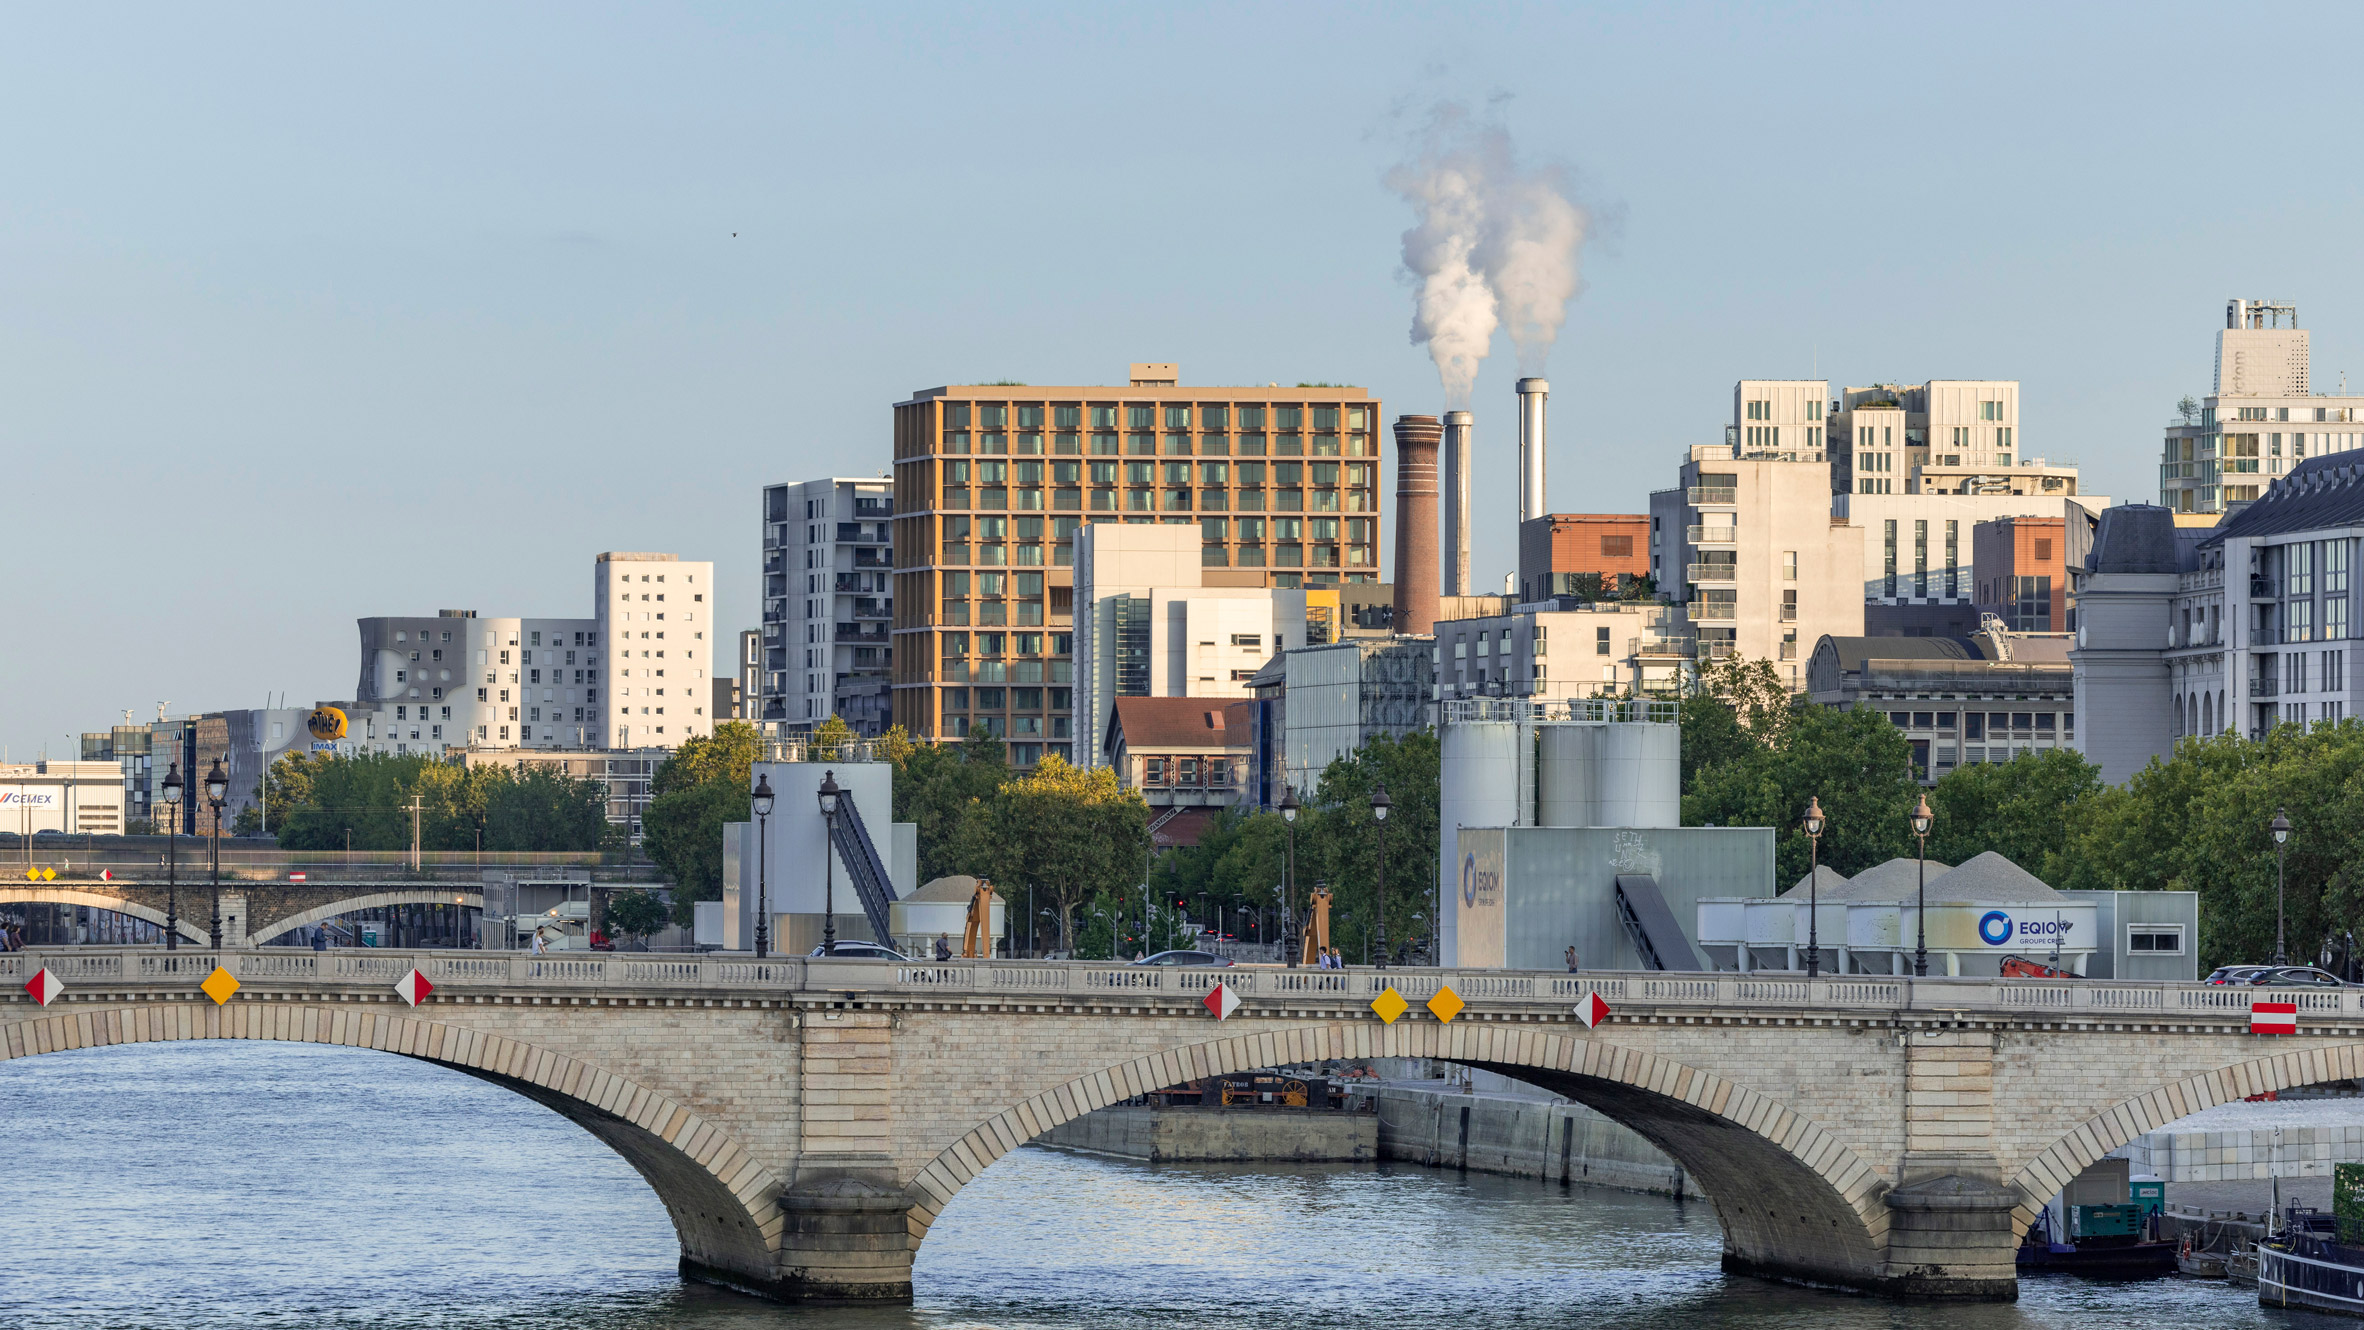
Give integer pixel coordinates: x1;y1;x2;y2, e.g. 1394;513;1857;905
1;950;2352;1303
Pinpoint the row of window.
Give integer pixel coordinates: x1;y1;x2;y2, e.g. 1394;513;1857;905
1887;710;2072;738
937;431;1371;459
942;460;1373;486
943;404;1370;430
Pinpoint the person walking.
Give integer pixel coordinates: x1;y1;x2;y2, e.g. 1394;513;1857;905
934;933;953;962
1565;945;1580;973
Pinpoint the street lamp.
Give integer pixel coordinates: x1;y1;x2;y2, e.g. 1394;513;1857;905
1370;781;1393;970
204;758;227;951
1802;795;1826;979
1279;786;1300;967
159;762;182;951
2272;807;2292;966
1909;793;1934;978
818;770;841;953
751;773;774;958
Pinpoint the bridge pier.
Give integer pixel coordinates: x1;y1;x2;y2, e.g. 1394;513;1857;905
771;1156;914;1301
1879;1168;2021;1299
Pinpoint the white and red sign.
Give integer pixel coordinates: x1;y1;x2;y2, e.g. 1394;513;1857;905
393;968;434;1008
2252;1000;2298;1035
98;869;112;882
288;872;307;882
1202;983;1240;1021
24;967;61;1007
1575;992;1611;1029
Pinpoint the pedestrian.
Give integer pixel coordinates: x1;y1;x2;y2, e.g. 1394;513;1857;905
934;933;953;962
1565;945;1580;973
531;928;546;956
313;927;328;952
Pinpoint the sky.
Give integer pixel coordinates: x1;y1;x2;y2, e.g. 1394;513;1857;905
7;2;2364;758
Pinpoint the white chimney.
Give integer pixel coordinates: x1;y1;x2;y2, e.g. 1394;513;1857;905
1516;378;1548;523
1442;410;1473;596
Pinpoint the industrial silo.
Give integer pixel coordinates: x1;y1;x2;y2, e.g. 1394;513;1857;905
1593;720;1681;829
1437;717;1526;966
1535;723;1597;829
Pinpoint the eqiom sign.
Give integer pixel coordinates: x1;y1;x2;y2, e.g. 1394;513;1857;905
1909;902;2096;953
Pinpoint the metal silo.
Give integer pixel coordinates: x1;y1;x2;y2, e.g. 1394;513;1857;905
1437;717;1525;966
1535;723;1598;828
1595;720;1681;829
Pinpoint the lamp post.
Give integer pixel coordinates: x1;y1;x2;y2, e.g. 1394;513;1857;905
2272;807;2292;966
818;770;841;953
204;758;227;951
1279;786;1300;967
1802;795;1826;979
1370;781;1393;970
751;773;774;958
1910;793;1934;978
160;763;182;951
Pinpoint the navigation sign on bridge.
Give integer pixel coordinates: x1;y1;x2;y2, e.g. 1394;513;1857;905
394;968;434;1007
23;967;60;1006
2253;1000;2298;1034
1575;991;1612;1028
200;966;240;1005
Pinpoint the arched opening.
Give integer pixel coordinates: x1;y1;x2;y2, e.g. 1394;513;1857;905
0;888;204;945
0;1004;784;1298
903;1026;1888;1293
249;891;484;946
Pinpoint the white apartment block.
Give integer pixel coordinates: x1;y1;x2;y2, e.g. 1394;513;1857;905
1832;380;2079;499
1433;602;1687;704
2161;300;2364;514
1837;493;2106;606
1071;523;1310;767
353;551;714;756
761;477;895;734
1651;435;1864;687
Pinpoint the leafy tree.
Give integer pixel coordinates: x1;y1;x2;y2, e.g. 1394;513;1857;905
1684;704;1919;885
1926;748;2106;883
890;726;1008;883
643;778;749;926
1073;887;1195;959
270;752;603;854
2178;394;2200;423
810;714;856;760
604;889;671;946
1297;729;1440;965
951;755;1149;952
651;722;764;797
1680;656;1792;793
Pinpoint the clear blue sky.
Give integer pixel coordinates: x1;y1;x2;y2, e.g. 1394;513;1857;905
7;2;2362;758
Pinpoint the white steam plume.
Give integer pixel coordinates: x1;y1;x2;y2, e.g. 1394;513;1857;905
1387;106;1590;401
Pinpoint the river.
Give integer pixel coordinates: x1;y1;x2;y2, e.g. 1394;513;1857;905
0;1041;2338;1328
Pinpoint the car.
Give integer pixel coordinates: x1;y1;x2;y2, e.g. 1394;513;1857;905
1132;950;1234;967
2249;965;2349;988
807;940;910;962
2205;966;2273;985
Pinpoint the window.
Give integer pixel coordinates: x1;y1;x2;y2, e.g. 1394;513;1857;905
1783;551;1797;581
1230;634;1262;648
1781;589;1797;621
2127;926;2184;955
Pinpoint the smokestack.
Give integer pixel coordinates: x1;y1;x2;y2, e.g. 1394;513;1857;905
1516;378;1548;522
1441;410;1473;597
1392;415;1443;637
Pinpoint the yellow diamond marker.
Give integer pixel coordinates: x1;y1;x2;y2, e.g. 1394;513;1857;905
201;966;240;1005
22;867;36;882
1427;986;1466;1024
1371;986;1409;1024
40;867;55;881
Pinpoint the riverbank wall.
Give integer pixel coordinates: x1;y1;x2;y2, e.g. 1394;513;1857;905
1370;1065;1695;1199
1038;1104;1376;1162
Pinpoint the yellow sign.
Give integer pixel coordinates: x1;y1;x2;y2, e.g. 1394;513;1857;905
306;706;349;741
201;966;240;1005
1427;986;1466;1023
39;867;54;882
1371;986;1409;1024
22;867;35;882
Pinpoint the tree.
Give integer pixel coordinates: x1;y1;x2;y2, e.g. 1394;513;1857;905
1297;729;1440;964
643;778;749;926
810;714;856;760
951;755;1149;952
1684;704;1919;885
2178;394;2200;424
1681;656;1793;794
1927;747;2106;883
604;889;671;947
890;726;1008;883
270;751;603;854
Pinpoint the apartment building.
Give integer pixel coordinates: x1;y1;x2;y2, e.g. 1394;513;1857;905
1650;435;1863;685
760;477;895;734
2161;300;2364;513
1069;523;1310;768
1831;380;2077;498
1247;638;1433;800
1434;602;1687;704
353;551;715;756
1838;493;2102;617
1973;515;2077;632
890;365;1382;766
1516;514;1652;602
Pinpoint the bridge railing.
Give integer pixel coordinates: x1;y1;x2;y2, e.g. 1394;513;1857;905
0;948;2352;1021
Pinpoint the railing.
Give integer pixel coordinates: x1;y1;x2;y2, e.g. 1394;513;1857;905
1687;486;1739;505
1687;525;1737;544
5;952;2342;1023
1439;697;1680;724
1686;563;1737;582
1686;601;1736;620
2252;576;2280;599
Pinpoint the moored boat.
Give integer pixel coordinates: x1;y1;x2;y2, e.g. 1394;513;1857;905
2259;1207;2364;1316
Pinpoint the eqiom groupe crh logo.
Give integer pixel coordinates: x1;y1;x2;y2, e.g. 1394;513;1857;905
1978;911;2014;946
1462;853;1477;907
1978;909;2073;947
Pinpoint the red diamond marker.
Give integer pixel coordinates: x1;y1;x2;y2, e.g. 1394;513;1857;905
25;967;61;1007
98;869;112;882
393;968;434;1008
1575;992;1611;1029
1202;983;1240;1021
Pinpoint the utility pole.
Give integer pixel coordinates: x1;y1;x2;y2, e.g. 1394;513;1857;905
408;794;424;872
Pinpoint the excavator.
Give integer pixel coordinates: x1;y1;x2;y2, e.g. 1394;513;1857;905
962;877;996;958
1298;884;1333;966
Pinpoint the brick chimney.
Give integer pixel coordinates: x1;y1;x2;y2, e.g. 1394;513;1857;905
1392;414;1443;637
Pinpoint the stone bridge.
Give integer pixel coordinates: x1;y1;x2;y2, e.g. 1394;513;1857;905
0;950;2352;1303
0;877;500;946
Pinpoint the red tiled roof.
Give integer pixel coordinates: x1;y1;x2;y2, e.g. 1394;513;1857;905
1107;697;1252;751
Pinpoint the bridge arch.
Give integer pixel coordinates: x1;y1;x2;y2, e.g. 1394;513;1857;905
249;891;485;945
0;887;207;945
0;1001;785;1292
2009;1039;2364;1233
905;1021;1890;1292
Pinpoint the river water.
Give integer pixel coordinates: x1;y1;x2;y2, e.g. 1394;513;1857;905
0;1041;2339;1329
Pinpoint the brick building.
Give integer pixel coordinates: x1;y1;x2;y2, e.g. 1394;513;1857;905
1517;514;1652;603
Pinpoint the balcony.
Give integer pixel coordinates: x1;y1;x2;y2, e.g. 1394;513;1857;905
2250;676;2280;698
2250;628;2281;647
853;549;894;569
837;522;889;545
1688;486;1739;505
1686;563;1738;582
834;574;860;593
1697;640;1739;659
1687;525;1737;544
2252;575;2280;599
1685;602;1736;620
852;599;892;620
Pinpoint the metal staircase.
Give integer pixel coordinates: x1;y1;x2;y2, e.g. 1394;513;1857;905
828;788;898;944
1613;874;1703;971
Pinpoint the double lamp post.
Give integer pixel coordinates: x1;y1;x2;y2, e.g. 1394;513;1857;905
748;769;842;961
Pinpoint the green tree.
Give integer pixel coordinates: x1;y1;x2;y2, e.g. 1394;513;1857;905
1927;747;2105;883
1680;656;1792;793
890;726;1008;883
951;755;1149;952
604;889;671;946
1298;729;1440;965
269;752;602;854
1684;704;1919;885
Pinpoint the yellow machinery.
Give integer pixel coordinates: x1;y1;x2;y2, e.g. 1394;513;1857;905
962;878;995;958
1298;885;1333;966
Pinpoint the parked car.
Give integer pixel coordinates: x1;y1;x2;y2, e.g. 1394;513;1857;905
2249;965;2349;988
1132;950;1234;967
808;940;909;962
2205;966;2273;985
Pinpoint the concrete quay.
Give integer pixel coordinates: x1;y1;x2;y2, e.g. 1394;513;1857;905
1039;1103;1375;1162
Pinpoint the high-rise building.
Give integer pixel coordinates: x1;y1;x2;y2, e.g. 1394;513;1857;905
596;553;717;750
2161;300;2364;513
760;477;895;733
1830;380;2075;498
1069;523;1313;768
890;366;1383;766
